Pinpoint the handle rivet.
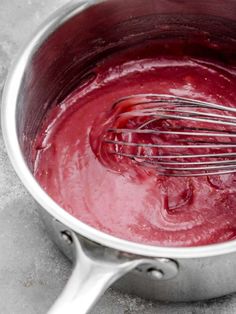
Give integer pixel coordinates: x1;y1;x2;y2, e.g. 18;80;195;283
61;231;73;245
147;268;164;280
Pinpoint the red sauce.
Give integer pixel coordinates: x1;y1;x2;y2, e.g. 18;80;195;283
33;41;236;247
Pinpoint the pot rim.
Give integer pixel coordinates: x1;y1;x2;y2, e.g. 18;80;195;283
2;0;236;259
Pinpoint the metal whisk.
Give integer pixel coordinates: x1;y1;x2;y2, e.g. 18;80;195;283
102;94;236;177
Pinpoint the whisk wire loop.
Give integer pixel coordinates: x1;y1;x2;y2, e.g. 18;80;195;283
103;94;236;177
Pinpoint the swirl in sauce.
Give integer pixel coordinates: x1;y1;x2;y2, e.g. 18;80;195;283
34;41;236;247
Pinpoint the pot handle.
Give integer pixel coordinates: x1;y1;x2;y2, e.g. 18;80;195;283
47;231;145;314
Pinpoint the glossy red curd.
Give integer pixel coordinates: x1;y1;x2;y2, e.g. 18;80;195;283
33;41;236;247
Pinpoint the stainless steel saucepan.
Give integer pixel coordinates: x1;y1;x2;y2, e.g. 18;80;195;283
2;0;236;313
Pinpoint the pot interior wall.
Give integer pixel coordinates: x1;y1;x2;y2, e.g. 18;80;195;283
16;0;236;169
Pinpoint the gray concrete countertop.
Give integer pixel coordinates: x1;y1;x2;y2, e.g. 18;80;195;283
0;1;236;313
